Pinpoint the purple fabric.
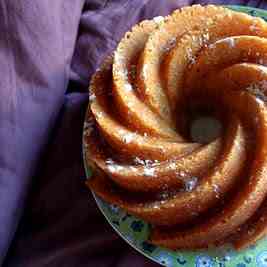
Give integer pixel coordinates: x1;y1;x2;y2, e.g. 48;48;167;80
0;0;266;266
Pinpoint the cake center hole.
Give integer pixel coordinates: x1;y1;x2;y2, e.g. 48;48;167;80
190;116;222;144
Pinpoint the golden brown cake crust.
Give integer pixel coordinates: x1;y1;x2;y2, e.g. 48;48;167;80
84;5;267;250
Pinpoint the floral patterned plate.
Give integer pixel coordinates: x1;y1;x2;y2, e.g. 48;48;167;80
83;5;267;267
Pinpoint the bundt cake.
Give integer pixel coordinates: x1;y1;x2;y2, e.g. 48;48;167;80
84;5;267;250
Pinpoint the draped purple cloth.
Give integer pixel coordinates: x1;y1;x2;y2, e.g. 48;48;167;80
0;0;266;266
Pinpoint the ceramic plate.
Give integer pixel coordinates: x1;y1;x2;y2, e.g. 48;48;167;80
83;5;267;267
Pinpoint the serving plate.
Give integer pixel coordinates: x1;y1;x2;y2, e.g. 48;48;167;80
83;5;267;266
